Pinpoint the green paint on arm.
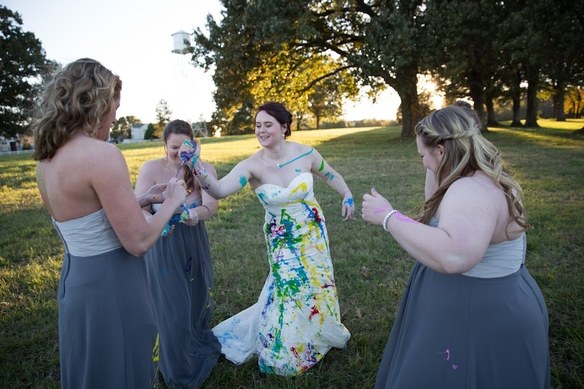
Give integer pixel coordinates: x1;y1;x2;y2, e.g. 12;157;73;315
318;160;325;171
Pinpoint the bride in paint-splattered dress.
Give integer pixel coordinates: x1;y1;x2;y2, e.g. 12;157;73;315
179;102;353;376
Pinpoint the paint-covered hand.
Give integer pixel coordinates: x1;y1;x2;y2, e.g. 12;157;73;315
342;191;355;221
178;139;200;170
183;208;200;226
163;177;188;209
361;187;393;226
140;182;168;206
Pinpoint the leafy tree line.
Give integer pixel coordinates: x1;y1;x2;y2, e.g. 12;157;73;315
111;100;172;142
0;5;57;138
190;0;584;137
0;6;174;141
2;2;583;139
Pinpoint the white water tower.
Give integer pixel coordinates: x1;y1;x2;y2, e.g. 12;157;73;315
172;30;191;54
170;30;213;136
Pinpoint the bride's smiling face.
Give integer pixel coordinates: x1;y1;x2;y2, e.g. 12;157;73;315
255;111;285;147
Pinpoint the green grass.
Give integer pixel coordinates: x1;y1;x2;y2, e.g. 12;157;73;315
1;119;583;388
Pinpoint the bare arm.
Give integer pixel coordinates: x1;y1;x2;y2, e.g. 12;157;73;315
187;151;252;200
361;179;496;274
134;160;161;221
92;146;186;256
178;140;253;199
184;162;220;226
310;148;354;220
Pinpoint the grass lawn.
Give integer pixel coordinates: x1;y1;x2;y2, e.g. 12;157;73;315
1;119;582;388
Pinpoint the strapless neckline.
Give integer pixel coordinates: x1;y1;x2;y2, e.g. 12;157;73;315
254;172;312;192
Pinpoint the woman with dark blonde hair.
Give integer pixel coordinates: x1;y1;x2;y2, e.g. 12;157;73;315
33;58;187;388
362;104;550;388
135;119;221;387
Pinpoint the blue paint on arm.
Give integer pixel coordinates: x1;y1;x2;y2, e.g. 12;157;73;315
239;175;248;188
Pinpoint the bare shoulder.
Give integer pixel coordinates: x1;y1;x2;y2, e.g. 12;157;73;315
139;158;166;174
445;174;502;206
243;152;262;167
70;137;125;169
288;141;314;153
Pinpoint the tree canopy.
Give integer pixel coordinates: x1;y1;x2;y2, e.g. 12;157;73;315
110;115;141;142
0;5;51;137
191;0;584;137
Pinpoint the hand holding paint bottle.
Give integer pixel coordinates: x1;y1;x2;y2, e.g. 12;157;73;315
179;139;208;179
176;139;198;176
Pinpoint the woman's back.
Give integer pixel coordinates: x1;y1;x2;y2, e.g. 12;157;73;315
37;134;113;222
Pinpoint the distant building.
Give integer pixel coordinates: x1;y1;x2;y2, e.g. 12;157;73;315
131;123;148;141
0;136;9;152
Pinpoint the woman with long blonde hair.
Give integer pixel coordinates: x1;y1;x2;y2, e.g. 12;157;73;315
362;104;550;388
33;58;187;388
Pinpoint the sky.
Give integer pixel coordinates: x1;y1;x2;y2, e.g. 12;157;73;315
5;0;400;124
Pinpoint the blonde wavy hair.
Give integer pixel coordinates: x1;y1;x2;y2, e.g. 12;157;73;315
415;105;527;234
33;58;122;161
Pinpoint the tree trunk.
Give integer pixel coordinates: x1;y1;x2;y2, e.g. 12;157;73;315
555;80;566;121
510;70;522;127
484;81;499;128
393;67;419;138
485;97;499;128
524;66;540;128
577;89;583;118
468;70;487;132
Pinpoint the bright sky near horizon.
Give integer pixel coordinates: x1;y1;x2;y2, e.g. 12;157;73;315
5;0;400;124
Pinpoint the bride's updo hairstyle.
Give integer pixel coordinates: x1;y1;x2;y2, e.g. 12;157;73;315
256;102;293;138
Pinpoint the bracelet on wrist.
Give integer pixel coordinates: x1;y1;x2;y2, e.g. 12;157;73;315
383;209;400;232
200;204;212;219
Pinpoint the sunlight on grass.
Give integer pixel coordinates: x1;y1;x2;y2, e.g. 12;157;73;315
537;118;584;130
489;126;583;149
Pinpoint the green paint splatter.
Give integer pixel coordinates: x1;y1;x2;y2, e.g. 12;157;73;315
318;160;325;171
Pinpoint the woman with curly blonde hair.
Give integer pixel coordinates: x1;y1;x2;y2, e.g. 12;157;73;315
362;104;550;388
33;58;187;388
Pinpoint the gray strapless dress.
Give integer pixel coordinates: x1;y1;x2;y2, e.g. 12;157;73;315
375;225;550;389
144;209;220;388
53;209;157;389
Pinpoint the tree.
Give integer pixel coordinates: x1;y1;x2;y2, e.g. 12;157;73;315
110;115;141;142
539;2;584;121
423;0;511;131
0;5;50;137
144;123;157;140
193;6;359;135
154;99;172;138
193;0;426;138
307;57;359;129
